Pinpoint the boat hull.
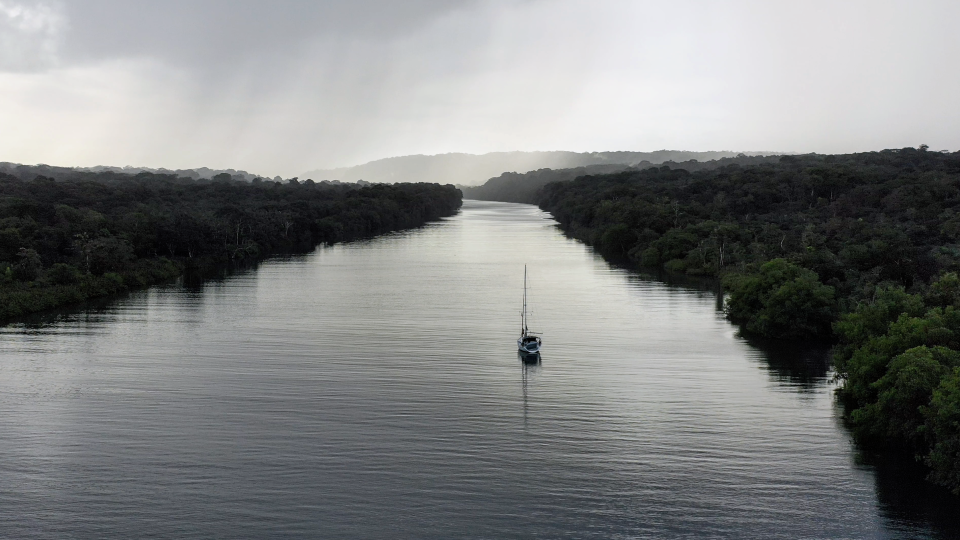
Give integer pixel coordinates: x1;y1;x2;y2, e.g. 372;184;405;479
517;338;541;354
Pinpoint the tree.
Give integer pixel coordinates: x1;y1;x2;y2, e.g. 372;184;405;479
924;367;960;494
724;258;836;339
833;287;926;370
849;346;958;446
46;263;81;285
599;224;637;258
87;237;134;275
12;248;42;281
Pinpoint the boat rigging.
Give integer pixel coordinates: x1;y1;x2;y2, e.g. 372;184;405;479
517;265;542;355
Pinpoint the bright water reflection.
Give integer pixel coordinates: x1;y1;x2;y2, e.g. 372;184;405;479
0;200;957;538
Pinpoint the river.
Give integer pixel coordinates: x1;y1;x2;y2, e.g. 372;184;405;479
0;200;957;538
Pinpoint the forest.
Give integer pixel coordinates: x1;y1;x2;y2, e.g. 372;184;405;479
501;147;960;494
463;154;783;204
0;170;462;322
461;164;629;204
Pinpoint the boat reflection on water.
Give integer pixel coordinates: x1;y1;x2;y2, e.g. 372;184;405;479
518;351;541;428
518;350;541;365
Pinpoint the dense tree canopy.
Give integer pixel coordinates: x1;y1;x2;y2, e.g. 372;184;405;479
462;154;782;205
0;171;461;321
833;275;960;494
536;148;960;337
461;164;629;204
723;258;836;340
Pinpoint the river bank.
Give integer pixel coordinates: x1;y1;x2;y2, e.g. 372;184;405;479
0;171;462;323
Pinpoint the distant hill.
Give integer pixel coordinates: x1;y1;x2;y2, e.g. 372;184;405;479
301;150;779;186
462;154;786;203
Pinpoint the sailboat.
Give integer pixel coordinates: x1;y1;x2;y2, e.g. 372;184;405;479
517;265;542;355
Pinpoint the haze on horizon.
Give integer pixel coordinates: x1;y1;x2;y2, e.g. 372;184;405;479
1;0;958;178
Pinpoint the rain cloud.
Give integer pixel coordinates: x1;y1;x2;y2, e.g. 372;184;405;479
1;0;958;177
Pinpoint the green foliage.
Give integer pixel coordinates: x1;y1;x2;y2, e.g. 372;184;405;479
840;308;960;405
102;272;124;288
650;228;698;265
533;148;960;338
834;285;960;494
463;154;783;204
850;346;958;446
664;259;687;273
640;246;660;267
12;248;42;281
0;170;462;322
924;367;960;494
462;165;630;204
599;224;637;258
924;272;960;307
833;287;927;372
87;237;135;275
724;259;835;340
0;227;22;262
46;263;81;285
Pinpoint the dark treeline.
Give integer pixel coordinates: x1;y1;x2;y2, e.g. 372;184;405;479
462;154;783;204
1;170;462;321
0;161;263;182
462;164;629;203
528;147;960;494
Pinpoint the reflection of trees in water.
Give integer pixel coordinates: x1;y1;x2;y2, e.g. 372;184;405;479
628;265;721;294
745;338;832;391
180;257;268;288
744;315;960;535
750;335;960;535
857;449;960;538
625;266;727;310
628;267;834;388
7;291;133;330
608;264;960;531
749;339;960;536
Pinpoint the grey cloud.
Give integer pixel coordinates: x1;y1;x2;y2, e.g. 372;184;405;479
1;0;958;178
61;0;485;69
0;0;65;71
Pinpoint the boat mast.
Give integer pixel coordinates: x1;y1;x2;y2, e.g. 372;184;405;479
522;265;528;336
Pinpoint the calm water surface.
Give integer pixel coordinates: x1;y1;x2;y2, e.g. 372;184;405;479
1;200;958;538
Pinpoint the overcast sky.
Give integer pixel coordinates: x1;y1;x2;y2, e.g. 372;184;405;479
1;0;958;177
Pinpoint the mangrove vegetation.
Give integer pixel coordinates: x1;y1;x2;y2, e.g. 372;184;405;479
0;169;462;322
